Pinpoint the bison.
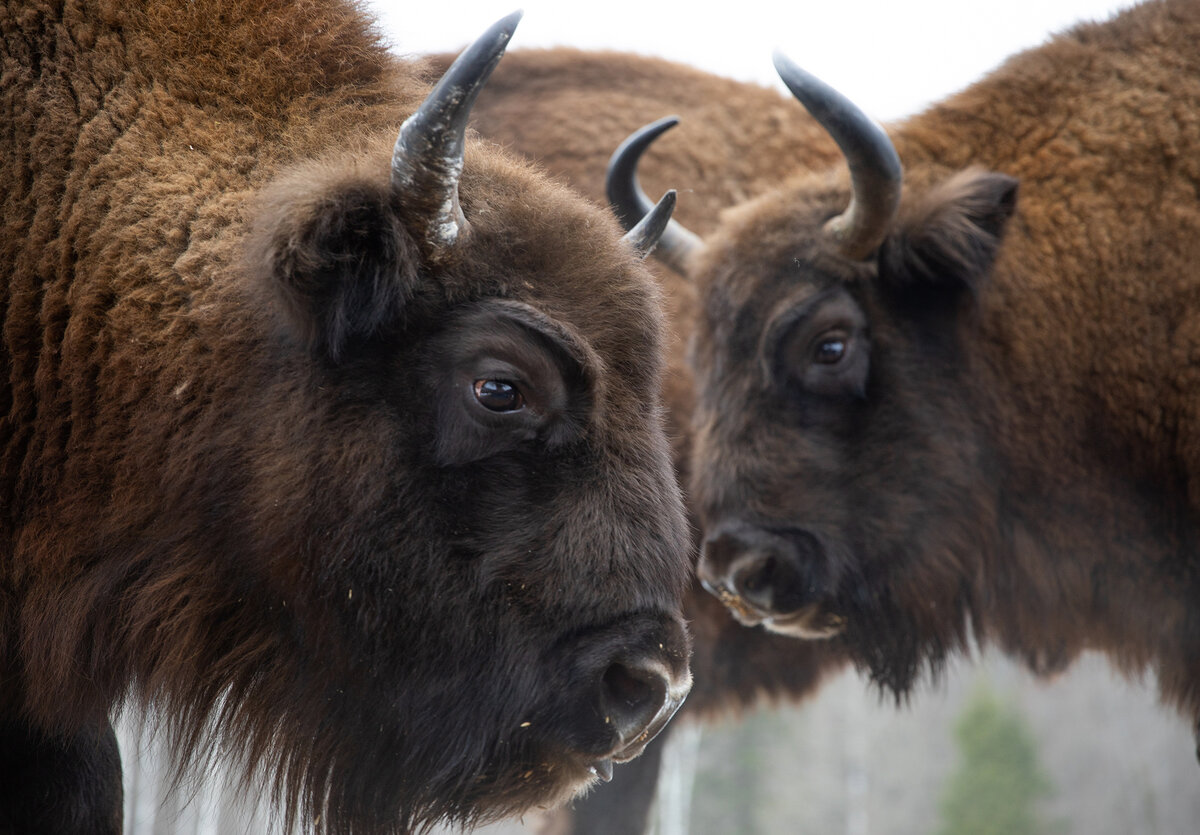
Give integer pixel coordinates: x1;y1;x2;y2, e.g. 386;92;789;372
608;0;1200;750
449;49;848;834
0;2;694;833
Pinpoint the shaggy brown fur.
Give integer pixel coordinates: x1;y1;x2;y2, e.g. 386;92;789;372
0;3;693;834
685;0;1200;733
442;49;849;834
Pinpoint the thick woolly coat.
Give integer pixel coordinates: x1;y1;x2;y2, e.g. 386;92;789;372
0;2;691;833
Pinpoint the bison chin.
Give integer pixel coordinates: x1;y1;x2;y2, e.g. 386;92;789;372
833;581;974;698
213;604;690;835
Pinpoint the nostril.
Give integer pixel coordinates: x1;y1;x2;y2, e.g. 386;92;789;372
599;661;669;745
734;554;777;607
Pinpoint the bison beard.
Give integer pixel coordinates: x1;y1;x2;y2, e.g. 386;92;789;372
0;2;692;834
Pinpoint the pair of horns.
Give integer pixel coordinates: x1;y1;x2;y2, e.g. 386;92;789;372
393;11;674;257
606;52;902;270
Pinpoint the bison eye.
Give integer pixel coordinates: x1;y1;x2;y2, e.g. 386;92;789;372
763;288;869;401
813;336;847;364
473;379;525;412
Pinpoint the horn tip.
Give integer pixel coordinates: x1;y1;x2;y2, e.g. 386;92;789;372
770;49;792;74
623;189;677;259
497;9;524;33
475;10;523;52
772;51;821;97
646;115;681;141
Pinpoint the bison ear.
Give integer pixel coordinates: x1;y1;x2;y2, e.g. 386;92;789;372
878;168;1018;296
249;168;422;362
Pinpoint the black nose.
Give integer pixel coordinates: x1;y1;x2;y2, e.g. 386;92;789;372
566;614;691;767
699;524;829;617
598;657;672;751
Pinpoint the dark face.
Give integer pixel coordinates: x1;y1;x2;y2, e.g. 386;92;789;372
244;152;692;830
687;171;1017;694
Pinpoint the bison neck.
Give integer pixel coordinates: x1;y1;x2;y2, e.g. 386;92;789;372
986;449;1198;677
882;0;1200;720
960;241;1200;719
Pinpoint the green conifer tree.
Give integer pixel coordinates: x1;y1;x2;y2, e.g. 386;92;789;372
936;684;1055;835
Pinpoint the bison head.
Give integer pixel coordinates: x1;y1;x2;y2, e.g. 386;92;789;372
239;16;692;830
607;55;1016;696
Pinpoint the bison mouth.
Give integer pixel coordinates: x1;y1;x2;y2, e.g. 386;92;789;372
701;576;846;638
465;663;690;813
761;604;846;639
553;664;690;789
542;620;692;791
584;683;684;784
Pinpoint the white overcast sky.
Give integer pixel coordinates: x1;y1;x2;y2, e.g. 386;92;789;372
369;0;1135;121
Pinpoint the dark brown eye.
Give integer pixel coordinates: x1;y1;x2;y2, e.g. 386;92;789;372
473;379;525;412
813;337;847;364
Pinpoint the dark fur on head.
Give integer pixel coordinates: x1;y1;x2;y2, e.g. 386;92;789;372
686;171;1014;695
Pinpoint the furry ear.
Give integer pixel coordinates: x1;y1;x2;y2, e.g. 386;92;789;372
879;168;1018;296
249;163;422;361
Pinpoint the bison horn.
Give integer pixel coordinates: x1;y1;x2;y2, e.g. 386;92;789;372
772;52;902;261
607;117;704;274
391;11;522;250
622;189;678;259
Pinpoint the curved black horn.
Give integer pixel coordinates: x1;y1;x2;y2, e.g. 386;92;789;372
391;11;522;250
622;189;677;259
606;117;703;274
772;52;902;261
